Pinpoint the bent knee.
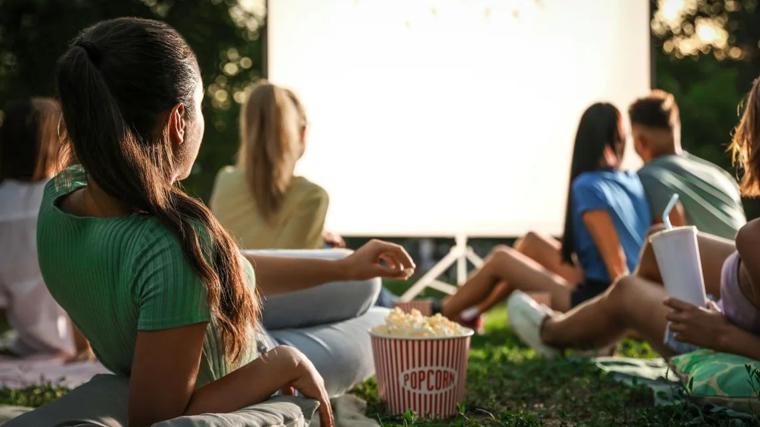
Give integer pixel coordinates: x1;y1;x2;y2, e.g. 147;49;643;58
603;275;642;314
491;244;511;253
488;244;517;262
608;275;637;297
523;231;545;245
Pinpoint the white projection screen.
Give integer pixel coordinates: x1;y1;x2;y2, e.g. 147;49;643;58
267;0;651;237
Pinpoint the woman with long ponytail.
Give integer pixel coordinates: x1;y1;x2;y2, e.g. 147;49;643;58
26;18;414;427
210;81;344;250
508;79;760;362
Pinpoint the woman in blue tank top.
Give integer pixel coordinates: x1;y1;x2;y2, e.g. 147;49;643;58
439;103;651;324
510;79;760;362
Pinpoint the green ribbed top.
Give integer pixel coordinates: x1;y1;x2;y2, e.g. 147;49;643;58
37;166;257;387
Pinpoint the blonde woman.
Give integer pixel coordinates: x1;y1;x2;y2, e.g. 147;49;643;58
210;82;343;249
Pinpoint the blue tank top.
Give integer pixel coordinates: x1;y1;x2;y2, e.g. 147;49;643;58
571;170;652;282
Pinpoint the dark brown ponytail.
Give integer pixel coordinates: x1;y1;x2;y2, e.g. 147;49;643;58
560;103;624;263
56;17;257;363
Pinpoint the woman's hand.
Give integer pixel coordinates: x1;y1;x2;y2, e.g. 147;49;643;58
275;346;334;427
340;239;416;281
664;298;732;351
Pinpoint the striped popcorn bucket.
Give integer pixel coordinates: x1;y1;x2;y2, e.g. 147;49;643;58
369;329;474;419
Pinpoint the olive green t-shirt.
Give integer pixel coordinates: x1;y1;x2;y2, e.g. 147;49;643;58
209;166;329;250
37;166;258;387
638;152;746;240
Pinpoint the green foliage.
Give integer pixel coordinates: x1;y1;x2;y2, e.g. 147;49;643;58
617;338;659;359
0;0;264;200
651;0;760;218
0;382;68;408
0;306;755;425
1;0;757;219
655;52;741;172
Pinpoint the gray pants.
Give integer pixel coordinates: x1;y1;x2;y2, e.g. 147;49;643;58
249;249;388;397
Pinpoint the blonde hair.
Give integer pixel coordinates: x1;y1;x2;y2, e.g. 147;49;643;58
729;78;760;196
237;81;306;221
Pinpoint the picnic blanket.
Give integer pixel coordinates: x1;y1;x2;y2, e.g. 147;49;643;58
592;356;678;405
0;354;108;389
593;356;757;421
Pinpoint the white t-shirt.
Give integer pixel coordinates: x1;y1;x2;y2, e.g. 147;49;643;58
0;179;73;355
0;180;47;297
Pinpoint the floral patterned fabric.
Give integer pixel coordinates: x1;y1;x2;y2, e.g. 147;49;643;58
670;349;760;412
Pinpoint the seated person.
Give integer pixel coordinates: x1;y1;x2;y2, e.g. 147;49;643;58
42;18;415;427
437;103;652;324
210;82;344;249
631;90;746;238
0;97;87;359
509;78;760;361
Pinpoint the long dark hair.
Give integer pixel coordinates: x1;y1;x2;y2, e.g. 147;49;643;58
560;103;624;263
0;98;67;183
56;17;257;363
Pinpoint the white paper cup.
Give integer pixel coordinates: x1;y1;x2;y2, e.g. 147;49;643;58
649;226;707;306
369;329;473;419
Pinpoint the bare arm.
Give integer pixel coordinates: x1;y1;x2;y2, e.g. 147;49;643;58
721;325;760;360
247;255;348;295
128;324;205;426
129;325;334;427
581;210;629;282
247;240;415;296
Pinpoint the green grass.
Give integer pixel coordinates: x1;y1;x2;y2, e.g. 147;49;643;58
0;384;68;408
0;288;756;426
352;303;759;426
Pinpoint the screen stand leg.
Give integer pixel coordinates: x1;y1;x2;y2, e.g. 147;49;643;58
399;234;484;302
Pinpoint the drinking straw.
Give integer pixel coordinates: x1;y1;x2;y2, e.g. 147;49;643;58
662;193;680;229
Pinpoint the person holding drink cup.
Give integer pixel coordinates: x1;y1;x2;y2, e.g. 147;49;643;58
437;103;652;326
510;78;760;361
630;90;746;239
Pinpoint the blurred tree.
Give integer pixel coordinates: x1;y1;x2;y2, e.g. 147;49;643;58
652;0;760;217
2;0;758;218
0;0;265;200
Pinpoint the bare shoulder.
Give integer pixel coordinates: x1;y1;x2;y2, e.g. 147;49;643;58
736;219;760;253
